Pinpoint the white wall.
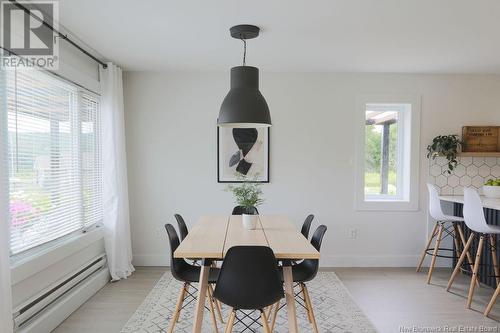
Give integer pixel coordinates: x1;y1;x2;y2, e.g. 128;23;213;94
123;71;500;267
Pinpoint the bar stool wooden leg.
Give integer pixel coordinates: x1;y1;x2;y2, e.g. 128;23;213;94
416;223;439;272
302;283;319;333
168;282;188;333
489;235;500;287
427;223;444;284
224;310;236;333
261;310;272;333
447;233;475;291
485;284;500;317
456;224;480;288
467;235;485;309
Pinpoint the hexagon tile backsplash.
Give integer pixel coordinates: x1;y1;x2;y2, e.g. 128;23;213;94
428;156;500;195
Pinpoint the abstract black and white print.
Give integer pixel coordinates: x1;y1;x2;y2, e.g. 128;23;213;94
217;127;269;182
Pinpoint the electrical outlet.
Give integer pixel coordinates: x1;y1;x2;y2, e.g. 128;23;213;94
348;228;357;239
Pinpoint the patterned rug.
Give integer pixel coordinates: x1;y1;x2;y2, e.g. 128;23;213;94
121;271;376;333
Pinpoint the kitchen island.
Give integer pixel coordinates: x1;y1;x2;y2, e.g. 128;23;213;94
439;195;500;288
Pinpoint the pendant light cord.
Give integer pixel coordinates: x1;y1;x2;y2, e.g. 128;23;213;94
241;38;246;66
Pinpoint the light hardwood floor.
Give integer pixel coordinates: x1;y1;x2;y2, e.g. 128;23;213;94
53;267;500;333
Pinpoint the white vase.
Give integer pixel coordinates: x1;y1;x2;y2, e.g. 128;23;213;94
242;214;258;230
483;185;500;198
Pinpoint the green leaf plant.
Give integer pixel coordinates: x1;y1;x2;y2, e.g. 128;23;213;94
426;135;462;174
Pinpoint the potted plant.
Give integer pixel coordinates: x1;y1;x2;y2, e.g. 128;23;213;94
484;178;500;198
226;176;265;230
426;135;462;174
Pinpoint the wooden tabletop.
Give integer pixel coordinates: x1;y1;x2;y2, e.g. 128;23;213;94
174;215;320;260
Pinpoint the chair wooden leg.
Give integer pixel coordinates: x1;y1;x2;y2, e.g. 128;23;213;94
447;232;475;291
300;283;312;323
302;284;319;333
467;235;485;309
178;283;190;323
489;235;500;287
485;284;500;317
208;285;224;323
456;224;480;288
206;289;219;333
224;310;236;333
168;282;187;333
417;222;438;272
261;310;272;333
265;305;273;320
270;300;280;332
427;223;444;284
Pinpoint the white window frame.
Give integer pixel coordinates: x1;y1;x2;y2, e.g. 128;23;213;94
354;94;421;211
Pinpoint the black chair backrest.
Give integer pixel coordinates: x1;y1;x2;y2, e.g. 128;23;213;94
300;214;315;239
301;225;327;281
311;224;327;252
232;205;259;215
174;214;189;241
164;223;190;281
214;246;283;310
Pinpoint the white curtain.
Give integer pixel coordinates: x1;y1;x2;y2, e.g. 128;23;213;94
100;63;135;280
0;69;13;332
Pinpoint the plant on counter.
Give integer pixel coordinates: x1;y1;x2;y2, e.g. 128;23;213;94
485;178;500;186
225;174;265;215
426;135;462;174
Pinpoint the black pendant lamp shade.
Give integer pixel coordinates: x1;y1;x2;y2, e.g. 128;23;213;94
218;25;271;128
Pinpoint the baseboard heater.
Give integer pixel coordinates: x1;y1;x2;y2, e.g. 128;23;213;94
12;254;107;330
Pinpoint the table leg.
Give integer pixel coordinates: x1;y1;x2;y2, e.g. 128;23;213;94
282;260;298;333
192;259;211;333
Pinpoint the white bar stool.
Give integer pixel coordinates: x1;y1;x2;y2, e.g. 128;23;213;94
417;184;474;284
447;187;500;312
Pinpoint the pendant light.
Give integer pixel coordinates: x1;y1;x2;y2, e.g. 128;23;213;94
218;24;271;128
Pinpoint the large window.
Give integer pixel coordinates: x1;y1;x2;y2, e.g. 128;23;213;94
6;69;102;255
355;95;420;211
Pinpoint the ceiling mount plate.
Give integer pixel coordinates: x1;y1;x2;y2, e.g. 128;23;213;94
230;25;260;40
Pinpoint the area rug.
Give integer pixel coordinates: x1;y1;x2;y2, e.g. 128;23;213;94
121;271;376;332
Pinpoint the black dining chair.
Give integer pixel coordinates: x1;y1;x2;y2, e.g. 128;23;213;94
271;225;327;333
213;246;284;333
231;205;259;215
301;214;315;239
174;214;189;241
164;224;223;332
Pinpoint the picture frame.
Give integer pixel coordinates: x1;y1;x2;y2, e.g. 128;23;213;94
217;127;270;183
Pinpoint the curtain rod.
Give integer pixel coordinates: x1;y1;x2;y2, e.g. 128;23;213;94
8;0;108;69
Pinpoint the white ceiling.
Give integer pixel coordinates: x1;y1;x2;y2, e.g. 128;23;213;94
59;0;500;73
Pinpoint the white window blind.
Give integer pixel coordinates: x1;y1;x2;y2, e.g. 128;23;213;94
80;94;102;229
6;69;102;255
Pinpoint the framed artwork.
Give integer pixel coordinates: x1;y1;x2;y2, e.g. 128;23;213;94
217;127;269;183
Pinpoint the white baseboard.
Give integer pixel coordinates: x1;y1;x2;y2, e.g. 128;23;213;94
18;267;110;333
320;255;452;268
133;253;452;268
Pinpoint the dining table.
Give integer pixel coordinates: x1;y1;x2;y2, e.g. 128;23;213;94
174;214;320;333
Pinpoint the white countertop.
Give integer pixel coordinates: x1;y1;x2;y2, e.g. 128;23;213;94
439;195;500;211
